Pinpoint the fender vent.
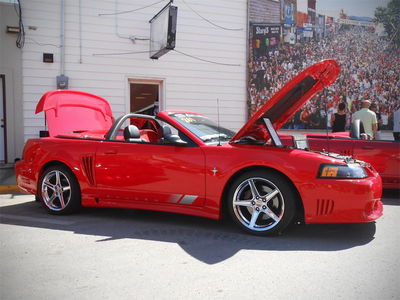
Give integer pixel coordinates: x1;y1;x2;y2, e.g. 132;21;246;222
82;156;95;185
316;199;334;216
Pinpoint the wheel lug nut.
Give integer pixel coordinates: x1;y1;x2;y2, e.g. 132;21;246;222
262;205;266;209
252;201;255;205
262;199;266;202
256;207;260;211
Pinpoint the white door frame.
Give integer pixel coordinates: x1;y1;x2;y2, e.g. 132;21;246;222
126;77;166;114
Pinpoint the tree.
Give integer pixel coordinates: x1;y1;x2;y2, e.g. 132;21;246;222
375;0;400;45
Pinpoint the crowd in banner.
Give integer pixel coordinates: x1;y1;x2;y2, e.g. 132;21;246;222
248;27;400;131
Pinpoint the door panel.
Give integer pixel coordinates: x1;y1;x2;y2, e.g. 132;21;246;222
307;137;355;157
352;140;400;187
95;142;206;205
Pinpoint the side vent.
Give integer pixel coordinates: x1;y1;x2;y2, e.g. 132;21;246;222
316;199;334;216
82;156;96;185
340;149;352;156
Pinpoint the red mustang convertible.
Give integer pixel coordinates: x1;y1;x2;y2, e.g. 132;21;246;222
15;60;383;235
304;132;399;190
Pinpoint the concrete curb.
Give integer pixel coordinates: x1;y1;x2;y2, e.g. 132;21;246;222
0;185;21;194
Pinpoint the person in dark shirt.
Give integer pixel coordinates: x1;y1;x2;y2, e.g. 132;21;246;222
309;106;321;129
331;102;347;132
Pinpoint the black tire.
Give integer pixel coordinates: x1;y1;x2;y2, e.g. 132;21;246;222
38;165;81;215
227;170;297;236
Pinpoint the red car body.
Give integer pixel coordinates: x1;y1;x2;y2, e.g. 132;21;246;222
280;130;399;190
306;133;400;190
15;60;383;235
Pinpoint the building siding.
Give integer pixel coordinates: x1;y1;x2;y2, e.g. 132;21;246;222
21;0;247;141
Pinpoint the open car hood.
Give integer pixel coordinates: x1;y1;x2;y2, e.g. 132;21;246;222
230;59;340;143
35;90;113;137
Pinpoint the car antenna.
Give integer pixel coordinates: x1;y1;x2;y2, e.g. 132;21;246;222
217;98;221;146
324;89;330;154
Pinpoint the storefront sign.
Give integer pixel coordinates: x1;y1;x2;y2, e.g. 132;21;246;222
251;24;281;58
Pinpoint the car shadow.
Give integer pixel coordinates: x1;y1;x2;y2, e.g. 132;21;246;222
1;199;377;265
382;189;400;206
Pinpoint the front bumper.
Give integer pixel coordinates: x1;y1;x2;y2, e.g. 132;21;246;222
298;170;383;224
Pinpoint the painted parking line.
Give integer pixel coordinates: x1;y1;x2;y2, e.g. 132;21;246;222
0;214;75;226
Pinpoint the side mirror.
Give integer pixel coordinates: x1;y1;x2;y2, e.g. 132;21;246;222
163;134;188;146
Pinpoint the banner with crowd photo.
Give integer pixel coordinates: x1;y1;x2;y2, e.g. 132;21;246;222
247;23;400;133
248;23;282;117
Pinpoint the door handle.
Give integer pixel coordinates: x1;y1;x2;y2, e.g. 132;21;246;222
362;146;374;150
104;149;118;154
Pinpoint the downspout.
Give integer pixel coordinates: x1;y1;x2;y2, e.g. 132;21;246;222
246;0;250;121
56;0;68;89
60;0;65;75
79;0;82;63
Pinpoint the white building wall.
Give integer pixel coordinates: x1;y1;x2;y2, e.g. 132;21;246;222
21;0;247;141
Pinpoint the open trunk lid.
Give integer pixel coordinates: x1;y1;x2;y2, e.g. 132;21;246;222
35;90;113;137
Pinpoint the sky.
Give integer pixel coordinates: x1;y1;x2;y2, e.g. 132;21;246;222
316;0;390;18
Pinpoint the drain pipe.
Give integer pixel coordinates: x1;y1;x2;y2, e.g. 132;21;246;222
79;0;82;63
60;0;65;74
57;0;69;89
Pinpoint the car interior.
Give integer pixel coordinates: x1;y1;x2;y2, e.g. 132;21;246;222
109;114;192;146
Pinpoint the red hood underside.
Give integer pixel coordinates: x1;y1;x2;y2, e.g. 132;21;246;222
230;59;340;143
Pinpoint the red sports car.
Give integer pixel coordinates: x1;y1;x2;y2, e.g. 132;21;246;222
306;131;399;190
280;123;399;190
15;60;383;235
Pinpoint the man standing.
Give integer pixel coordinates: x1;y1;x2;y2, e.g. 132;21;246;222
369;102;382;140
352;99;378;139
393;108;400;141
309;106;321;129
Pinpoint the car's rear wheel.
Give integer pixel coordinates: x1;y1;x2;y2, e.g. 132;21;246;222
227;170;297;236
38;165;81;214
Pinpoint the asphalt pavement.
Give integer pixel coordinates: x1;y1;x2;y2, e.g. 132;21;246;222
0;191;399;300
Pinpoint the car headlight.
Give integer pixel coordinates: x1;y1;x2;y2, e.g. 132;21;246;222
318;164;367;179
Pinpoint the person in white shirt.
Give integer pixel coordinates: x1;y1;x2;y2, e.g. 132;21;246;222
352;99;378;139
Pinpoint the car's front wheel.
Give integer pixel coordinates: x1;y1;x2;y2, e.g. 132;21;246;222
227;170;297;236
38;165;81;214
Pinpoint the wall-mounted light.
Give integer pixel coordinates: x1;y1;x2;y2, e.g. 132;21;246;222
43;53;54;63
6;26;20;34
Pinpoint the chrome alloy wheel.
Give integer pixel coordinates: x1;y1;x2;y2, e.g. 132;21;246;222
41;170;72;211
232;177;284;232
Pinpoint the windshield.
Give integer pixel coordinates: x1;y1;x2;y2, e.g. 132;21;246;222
169;113;235;144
